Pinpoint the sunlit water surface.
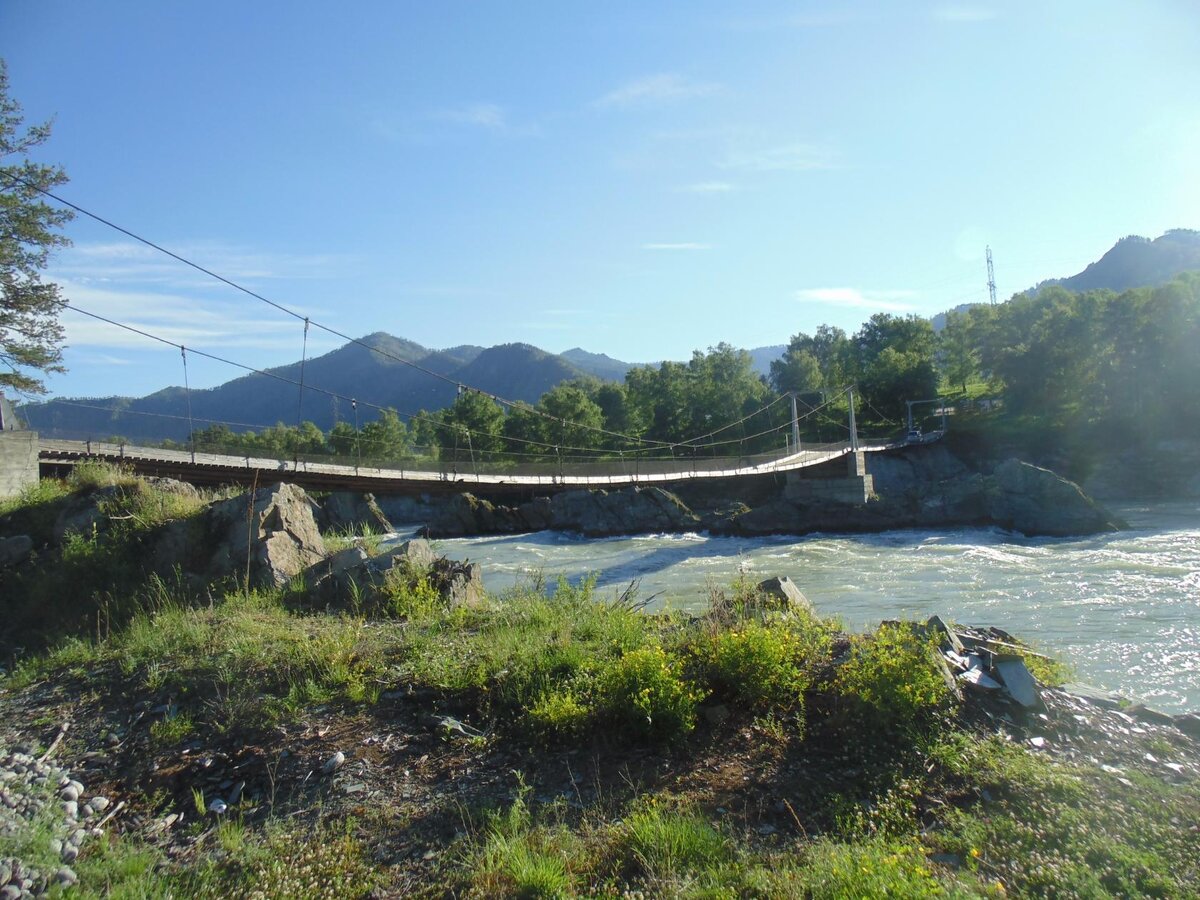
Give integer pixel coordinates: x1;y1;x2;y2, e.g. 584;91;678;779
391;502;1200;712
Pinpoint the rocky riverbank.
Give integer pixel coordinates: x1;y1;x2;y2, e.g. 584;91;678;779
1;468;1197;896
368;445;1123;540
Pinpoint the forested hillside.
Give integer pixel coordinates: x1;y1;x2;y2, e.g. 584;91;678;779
164;271;1200;466
1038;229;1200;294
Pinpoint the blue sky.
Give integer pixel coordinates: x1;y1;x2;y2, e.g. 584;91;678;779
3;1;1198;399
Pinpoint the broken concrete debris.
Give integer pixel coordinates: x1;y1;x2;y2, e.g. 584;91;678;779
922;617;1046;711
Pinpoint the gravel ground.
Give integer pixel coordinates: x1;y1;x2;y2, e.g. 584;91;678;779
1;732;113;898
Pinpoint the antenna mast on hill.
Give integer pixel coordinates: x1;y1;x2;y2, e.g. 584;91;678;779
986;246;997;305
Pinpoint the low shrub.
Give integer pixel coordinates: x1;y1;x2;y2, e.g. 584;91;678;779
597;644;704;743
834;622;954;737
696;620;808;711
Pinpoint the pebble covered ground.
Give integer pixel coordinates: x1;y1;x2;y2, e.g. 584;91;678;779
1;733;113;899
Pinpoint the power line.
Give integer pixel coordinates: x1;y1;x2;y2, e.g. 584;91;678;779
2;173;678;451
58;301;799;460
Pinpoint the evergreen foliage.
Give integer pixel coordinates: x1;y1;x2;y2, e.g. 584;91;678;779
0;60;73;394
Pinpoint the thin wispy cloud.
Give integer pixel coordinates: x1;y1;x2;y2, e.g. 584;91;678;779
54;240;351;290
437;103;508;129
57;280;342;355
369;103;539;143
720;142;834;172
596;73;723;109
75;352;136;367
679;181;737;194
642;242;713;251
933;6;998;22
795;288;917;312
720;10;877;30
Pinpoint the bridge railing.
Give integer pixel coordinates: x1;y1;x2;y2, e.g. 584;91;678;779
39;437;860;483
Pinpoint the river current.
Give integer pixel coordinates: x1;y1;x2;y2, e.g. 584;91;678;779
409;502;1200;713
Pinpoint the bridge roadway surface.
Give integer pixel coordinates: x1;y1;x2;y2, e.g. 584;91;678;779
38;438;900;495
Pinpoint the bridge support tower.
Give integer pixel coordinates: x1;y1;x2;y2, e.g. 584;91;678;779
783;450;874;505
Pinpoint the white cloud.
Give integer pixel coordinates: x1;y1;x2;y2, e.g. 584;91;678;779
720;143;833;172
53;240;351;289
368;103;540;143
74;352;136;366
680;181;737;194
795;288;917;312
437;103;508;129
642;242;713;251
719;10;876;31
933;6;998;22
596;74;723;109
57;280;341;355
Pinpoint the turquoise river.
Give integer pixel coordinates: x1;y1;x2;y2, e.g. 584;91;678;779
404;501;1200;713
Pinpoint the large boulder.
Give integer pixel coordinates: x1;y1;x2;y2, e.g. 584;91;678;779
306;538;485;611
320;491;393;534
376;537;438;571
430;558;486;609
154;482;327;588
756;575;814;613
542;486;700;536
429;494;512;536
984;459;1121;537
0;534;33;569
426;487;700;538
52;485;123;543
723;448;1119;538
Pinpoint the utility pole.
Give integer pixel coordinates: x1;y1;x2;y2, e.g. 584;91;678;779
986;246;997;306
847;387;859;452
790;392;801;453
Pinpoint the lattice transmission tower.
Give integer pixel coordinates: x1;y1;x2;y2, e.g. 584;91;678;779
986;245;997;305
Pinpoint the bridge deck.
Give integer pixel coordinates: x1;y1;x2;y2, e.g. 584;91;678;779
38;437;901;493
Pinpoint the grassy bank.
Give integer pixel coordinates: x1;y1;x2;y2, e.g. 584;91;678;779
2;473;1198;897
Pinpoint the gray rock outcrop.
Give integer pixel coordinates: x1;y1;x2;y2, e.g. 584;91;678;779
153;482;327;588
428;486;700;537
984;459;1120;536
756;576;813;613
306;537;485;611
52;486;122;543
723;448;1119;538
0;535;32;569
377;537;437;571
319;492;392;534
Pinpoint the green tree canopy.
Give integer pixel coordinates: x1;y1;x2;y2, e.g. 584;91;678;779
937;310;979;394
860;347;939;420
0;61;73;394
537;382;605;452
438;390;505;461
359;408;408;460
770;348;822;395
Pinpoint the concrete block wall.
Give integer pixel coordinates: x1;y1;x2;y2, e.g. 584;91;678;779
0;431;38;499
784;451;874;504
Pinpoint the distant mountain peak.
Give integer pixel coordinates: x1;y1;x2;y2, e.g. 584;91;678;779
1035;229;1200;295
560;347;635;382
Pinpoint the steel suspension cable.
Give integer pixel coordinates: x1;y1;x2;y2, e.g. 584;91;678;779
2;174;679;451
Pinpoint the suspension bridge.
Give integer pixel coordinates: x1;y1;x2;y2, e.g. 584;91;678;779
5;177;942;499
36;433;911;495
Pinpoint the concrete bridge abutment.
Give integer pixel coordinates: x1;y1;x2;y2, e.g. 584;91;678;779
783;450;874;505
0;430;39;500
